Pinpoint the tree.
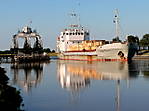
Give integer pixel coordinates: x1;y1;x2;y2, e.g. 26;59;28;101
43;48;51;53
127;35;139;43
0;67;24;111
112;37;121;42
51;50;55;53
139;34;149;50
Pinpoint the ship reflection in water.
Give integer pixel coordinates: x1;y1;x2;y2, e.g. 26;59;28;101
57;61;129;106
57;61;129;88
11;62;44;92
57;60;149;87
57;60;149;111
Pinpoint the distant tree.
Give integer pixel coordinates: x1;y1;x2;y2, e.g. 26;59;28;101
112;37;121;42
51;50;55;53
0;50;13;54
139;34;149;50
46;48;51;53
43;48;51;53
127;35;138;43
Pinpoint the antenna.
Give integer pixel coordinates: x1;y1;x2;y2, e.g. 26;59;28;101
68;0;81;27
69;11;77;26
27;19;32;27
77;0;81;27
113;9;121;40
68;10;81;28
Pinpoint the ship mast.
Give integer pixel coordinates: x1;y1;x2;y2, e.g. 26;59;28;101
69;0;81;28
69;11;79;27
113;9;121;41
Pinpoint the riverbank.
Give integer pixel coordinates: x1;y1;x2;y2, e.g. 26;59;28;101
133;50;149;60
47;52;59;59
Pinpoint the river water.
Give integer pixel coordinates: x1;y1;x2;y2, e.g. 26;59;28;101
1;60;149;111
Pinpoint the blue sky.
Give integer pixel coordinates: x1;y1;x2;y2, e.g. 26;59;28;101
0;0;149;50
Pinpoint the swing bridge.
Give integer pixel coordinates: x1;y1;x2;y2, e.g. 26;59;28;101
11;26;43;52
0;26;50;63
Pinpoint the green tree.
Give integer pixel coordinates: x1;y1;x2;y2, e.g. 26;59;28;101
0;67;24;111
51;50;55;53
127;35;139;43
140;34;149;50
43;48;51;53
112;37;121;42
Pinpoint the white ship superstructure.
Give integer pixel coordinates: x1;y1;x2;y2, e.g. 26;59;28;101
57;24;90;53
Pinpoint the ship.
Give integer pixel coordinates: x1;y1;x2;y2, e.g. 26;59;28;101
56;10;138;61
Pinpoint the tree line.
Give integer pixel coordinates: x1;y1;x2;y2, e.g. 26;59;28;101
0;48;55;54
128;34;149;50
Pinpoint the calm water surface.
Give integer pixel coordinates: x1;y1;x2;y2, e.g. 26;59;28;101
1;60;149;111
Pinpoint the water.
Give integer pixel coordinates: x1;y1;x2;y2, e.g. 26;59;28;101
1;60;149;111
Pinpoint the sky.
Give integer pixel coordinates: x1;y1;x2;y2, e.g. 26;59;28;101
0;0;149;50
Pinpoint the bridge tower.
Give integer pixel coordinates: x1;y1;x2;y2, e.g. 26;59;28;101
11;26;43;54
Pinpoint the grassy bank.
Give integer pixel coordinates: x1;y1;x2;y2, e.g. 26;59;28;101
138;50;149;56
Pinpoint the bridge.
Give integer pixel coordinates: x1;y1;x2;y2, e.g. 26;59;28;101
0;26;50;63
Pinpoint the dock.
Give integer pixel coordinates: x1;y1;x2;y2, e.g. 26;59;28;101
0;53;51;63
133;50;149;60
13;54;50;62
133;55;149;60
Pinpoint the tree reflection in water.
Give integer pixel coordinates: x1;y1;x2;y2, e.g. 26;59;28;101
128;60;149;78
0;67;24;111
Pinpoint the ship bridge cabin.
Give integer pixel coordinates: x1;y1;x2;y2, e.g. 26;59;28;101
57;25;90;52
